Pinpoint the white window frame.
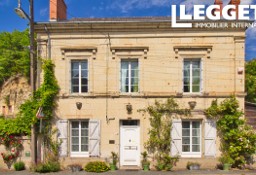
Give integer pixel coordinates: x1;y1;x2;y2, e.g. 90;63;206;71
120;59;139;93
71;60;88;94
183;59;201;94
70;120;89;157
181;120;201;158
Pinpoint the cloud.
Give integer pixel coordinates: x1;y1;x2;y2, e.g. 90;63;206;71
0;0;10;6
40;8;48;17
110;0;170;13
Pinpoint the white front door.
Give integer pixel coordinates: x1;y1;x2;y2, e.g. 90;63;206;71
120;121;140;166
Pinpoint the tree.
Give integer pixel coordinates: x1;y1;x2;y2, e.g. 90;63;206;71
245;59;256;103
0;30;30;86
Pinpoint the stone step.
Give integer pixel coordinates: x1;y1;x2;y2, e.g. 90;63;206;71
120;165;140;171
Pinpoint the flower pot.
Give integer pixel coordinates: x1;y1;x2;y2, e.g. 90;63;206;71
189;165;200;170
143;164;150;171
223;163;231;171
110;163;117;171
71;166;81;172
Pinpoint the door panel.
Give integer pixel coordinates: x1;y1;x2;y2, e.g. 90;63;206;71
120;126;140;166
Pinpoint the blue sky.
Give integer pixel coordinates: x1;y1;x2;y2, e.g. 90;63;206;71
0;0;255;60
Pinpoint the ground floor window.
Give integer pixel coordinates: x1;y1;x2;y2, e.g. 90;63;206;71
182;121;201;156
70;120;89;157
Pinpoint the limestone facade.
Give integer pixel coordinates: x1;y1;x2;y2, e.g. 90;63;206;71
35;19;245;169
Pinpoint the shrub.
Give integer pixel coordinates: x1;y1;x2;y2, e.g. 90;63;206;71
84;161;110;173
14;161;25;171
155;154;179;171
33;161;60;173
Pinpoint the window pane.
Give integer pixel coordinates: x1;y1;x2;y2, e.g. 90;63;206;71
72;137;79;144
72;86;79;93
192;86;200;92
81;78;88;85
72;145;79;152
72;70;79;78
182;137;190;144
182;129;190;136
192;145;200;152
131;85;138;92
72;78;79;85
192;61;200;68
121;61;129;69
192;77;200;84
184;86;190;93
131;61;138;69
192;129;200;136
81;70;88;78
72;122;79;128
72;130;79;136
192;122;200;128
72;62;79;69
193;69;200;77
182;122;190;128
182;145;190;152
81;145;88;152
131;69;138;78
192;137;200;144
81;122;88;129
81;62;87;69
81;86;88;93
81;137;88;144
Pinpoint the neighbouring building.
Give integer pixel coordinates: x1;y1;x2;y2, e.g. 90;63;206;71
34;0;246;169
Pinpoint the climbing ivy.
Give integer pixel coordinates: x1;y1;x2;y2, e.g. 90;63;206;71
0;59;59;136
140;98;190;170
205;96;256;168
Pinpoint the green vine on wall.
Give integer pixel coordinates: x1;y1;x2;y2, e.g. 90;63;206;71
205;96;256;168
0;59;59;136
140;98;190;171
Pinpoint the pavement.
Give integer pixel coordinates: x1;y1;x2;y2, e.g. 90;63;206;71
0;169;256;175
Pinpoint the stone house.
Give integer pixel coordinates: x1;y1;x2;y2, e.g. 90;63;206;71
34;0;245;169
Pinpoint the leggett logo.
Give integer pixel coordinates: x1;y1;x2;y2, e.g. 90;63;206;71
171;5;256;28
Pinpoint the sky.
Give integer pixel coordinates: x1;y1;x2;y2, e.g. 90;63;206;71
0;0;255;60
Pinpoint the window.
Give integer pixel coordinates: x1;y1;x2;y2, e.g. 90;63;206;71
182;121;201;155
71;61;88;93
71;121;89;156
121;60;139;93
183;60;201;93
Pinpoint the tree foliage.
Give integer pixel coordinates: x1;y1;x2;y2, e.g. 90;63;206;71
245;59;256;103
0;30;30;86
205;96;256;168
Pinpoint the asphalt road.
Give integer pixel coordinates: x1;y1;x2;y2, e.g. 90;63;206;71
0;169;256;175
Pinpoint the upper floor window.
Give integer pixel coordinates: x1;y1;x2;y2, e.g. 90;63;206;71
183;60;201;93
71;61;88;93
121;60;139;93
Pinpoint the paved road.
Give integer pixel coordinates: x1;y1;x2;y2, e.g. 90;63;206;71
0;169;256;175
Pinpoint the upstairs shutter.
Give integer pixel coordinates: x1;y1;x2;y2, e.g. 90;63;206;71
171;119;182;156
56;120;68;157
204;119;217;157
89;119;101;157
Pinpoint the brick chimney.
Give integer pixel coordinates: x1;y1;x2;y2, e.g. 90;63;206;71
50;0;67;21
212;0;223;17
228;0;241;19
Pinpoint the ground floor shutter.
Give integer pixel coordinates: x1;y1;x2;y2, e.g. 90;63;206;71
204;119;217;157
89;119;101;157
56;120;68;157
171;119;182;156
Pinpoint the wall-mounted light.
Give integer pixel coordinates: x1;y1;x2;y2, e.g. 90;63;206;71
126;103;133;114
188;101;197;110
76;102;82;110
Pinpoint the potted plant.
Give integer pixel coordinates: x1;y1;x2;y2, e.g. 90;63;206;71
68;164;82;172
219;154;234;171
141;151;150;171
186;161;201;170
109;152;118;170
